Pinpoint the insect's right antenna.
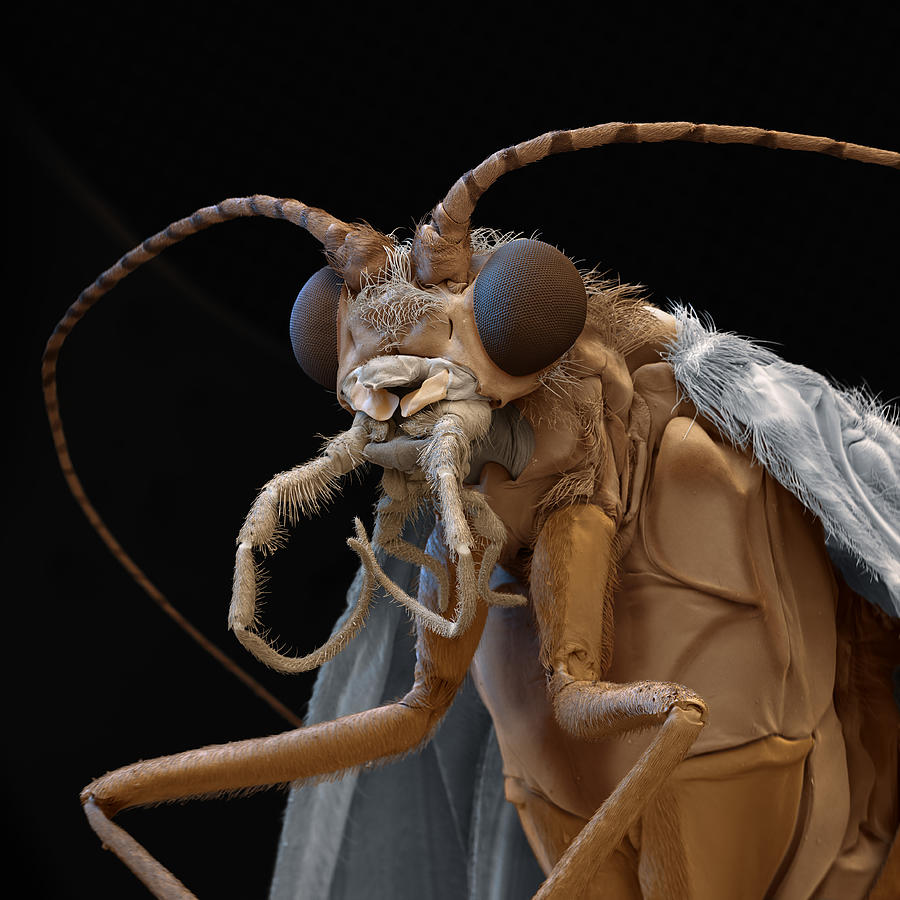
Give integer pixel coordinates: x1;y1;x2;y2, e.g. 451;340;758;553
413;121;900;285
42;195;392;727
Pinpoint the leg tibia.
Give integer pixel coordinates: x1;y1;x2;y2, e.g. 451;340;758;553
84;701;433;817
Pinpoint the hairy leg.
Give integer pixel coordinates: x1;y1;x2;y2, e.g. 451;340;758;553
82;539;487;898
535;704;704;899
528;504;708;898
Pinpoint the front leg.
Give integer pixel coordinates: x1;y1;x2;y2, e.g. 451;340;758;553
81;541;487;899
529;504;707;899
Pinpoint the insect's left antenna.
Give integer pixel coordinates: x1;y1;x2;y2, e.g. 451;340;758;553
413;122;900;285
42;195;386;727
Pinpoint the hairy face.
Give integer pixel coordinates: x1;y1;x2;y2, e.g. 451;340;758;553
336;236;549;417
231;230;665;672
351;243;448;351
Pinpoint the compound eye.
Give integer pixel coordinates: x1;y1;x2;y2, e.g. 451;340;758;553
289;266;343;388
473;238;587;377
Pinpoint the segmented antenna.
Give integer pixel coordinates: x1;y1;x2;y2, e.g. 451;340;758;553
413;122;900;284
45;124;900;724
42;195;361;727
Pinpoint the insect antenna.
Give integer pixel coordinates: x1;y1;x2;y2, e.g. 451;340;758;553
42;195;387;727
413;121;900;285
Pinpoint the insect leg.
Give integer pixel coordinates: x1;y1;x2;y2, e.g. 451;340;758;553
81;698;450;899
534;704;704;900
81;536;488;899
528;504;708;898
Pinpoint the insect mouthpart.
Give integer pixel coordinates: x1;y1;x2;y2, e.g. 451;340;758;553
341;355;482;422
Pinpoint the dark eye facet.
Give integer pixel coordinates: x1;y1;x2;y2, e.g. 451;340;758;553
473;238;587;376
289;267;343;388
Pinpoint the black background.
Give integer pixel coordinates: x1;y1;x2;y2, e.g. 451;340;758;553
7;3;899;897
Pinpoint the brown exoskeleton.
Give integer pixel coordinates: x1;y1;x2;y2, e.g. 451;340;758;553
45;123;900;898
